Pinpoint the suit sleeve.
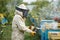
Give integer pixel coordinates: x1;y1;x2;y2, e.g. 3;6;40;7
16;16;32;33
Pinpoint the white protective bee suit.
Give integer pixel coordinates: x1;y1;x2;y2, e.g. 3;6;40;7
12;4;33;40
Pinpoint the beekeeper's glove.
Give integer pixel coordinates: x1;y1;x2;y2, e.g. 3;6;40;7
31;31;36;36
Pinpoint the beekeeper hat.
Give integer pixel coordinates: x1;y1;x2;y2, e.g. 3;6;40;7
15;4;29;18
17;4;28;10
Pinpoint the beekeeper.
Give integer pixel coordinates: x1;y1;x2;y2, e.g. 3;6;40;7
12;4;36;40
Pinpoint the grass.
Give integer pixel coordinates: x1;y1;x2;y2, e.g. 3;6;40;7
1;25;40;40
2;25;12;40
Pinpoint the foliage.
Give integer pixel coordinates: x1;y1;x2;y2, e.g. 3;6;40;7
30;1;50;26
25;16;32;26
2;25;12;40
0;0;50;40
31;1;49;7
0;0;23;24
25;1;50;40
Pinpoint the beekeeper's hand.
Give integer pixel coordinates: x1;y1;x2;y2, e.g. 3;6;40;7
31;31;36;36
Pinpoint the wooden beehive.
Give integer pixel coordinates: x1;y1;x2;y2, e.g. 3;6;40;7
58;23;60;26
48;32;60;40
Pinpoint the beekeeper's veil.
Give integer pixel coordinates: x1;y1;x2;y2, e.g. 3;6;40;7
15;4;29;18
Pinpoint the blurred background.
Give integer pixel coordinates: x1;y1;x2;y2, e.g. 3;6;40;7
0;0;60;40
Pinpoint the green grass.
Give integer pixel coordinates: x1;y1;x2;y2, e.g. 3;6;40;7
2;25;12;40
1;25;40;40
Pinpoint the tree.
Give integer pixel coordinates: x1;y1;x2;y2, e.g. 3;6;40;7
30;1;50;26
0;0;23;24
